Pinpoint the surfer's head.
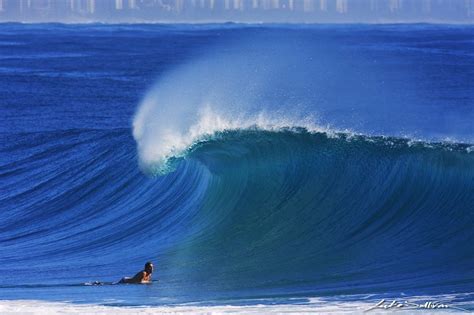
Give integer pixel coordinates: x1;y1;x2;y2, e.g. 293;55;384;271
144;261;153;274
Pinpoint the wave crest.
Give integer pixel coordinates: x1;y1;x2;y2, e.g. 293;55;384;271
133;105;333;174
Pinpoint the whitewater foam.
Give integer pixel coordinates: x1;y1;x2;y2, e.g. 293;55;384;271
133;104;335;172
1;294;471;314
133;101;473;175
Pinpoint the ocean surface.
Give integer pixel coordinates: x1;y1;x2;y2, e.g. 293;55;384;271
0;23;473;313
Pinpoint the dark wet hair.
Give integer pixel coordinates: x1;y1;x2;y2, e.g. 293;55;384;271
145;261;153;269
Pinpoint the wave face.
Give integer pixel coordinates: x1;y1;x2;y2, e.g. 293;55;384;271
149;129;474;294
2;127;473;304
0;23;473;307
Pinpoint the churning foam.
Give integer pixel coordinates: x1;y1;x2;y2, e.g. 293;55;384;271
133;103;331;169
1;296;469;314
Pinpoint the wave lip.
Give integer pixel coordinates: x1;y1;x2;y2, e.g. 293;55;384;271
133;106;333;174
133;105;473;176
132;123;474;294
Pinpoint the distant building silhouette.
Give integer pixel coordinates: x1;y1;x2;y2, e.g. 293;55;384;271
0;0;472;23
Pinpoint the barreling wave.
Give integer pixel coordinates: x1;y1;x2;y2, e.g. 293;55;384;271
2;94;473;301
131;120;474;295
1;122;473;303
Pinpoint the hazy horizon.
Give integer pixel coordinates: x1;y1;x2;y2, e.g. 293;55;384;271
0;0;473;24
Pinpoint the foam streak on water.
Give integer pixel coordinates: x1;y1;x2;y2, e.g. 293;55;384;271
1;293;472;314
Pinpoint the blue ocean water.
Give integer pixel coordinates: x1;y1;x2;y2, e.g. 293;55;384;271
0;23;473;311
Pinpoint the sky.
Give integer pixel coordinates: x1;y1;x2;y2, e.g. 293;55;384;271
0;0;473;23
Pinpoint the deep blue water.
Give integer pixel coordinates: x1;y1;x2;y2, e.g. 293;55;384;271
0;23;473;310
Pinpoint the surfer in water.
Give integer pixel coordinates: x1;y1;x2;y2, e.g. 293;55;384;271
119;262;154;284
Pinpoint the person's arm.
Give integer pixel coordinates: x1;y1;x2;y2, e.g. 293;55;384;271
141;272;151;283
130;271;146;283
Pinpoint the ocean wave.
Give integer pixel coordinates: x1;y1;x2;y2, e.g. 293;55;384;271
131;123;474;295
2;126;472;296
133;107;473;175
